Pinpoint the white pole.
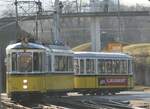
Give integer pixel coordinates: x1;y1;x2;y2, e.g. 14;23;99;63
53;0;60;43
90;0;101;52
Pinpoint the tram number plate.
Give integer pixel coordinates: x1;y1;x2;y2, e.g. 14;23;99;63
98;76;128;86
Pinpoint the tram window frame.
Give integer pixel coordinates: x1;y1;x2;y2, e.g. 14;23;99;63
86;59;95;74
123;60;128;74
74;59;79;74
33;52;43;72
106;60;112;74
128;60;132;74
80;59;85;74
115;60;120;74
18;52;33;72
112;60;116;74
11;53;17;72
48;55;51;71
97;59;105;74
68;56;73;71
54;55;73;72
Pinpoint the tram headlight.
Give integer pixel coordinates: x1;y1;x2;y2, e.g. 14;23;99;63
23;85;28;89
23;79;28;84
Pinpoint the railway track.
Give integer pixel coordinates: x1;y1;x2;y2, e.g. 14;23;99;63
1;93;134;109
42;95;133;109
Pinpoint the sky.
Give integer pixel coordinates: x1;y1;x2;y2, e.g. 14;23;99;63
121;0;150;6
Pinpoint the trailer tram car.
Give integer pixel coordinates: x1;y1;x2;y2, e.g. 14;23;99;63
6;42;74;101
74;52;134;95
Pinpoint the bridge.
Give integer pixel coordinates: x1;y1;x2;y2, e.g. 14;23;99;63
0;11;149;22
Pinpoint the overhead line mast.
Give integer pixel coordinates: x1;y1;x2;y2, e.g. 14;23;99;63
53;0;62;44
14;0;19;40
14;0;42;41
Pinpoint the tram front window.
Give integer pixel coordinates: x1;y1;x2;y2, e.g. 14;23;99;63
18;52;32;72
12;53;17;72
33;52;42;71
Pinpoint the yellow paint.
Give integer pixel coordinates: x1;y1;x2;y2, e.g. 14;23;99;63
6;74;74;94
75;75;134;89
46;74;74;90
7;74;134;94
74;76;96;88
128;76;134;88
7;75;46;93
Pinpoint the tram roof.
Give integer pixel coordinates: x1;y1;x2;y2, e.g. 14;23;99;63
48;45;73;54
74;52;132;59
6;42;48;51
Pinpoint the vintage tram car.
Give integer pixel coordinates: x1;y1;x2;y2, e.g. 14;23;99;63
6;42;133;101
6;42;74;100
74;52;134;95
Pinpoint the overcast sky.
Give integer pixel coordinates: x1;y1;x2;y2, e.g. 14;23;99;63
0;0;150;17
121;0;150;6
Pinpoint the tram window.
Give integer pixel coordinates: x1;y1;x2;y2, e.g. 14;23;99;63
86;59;95;74
112;60;116;74
55;56;73;71
12;53;17;71
123;60;127;74
115;60;120;74
18;52;32;72
33;52;42;71
102;60;105;74
98;59;102;74
120;60;123;73
55;56;64;71
68;57;73;71
74;59;79;74
98;59;105;74
48;55;51;71
80;59;84;74
106;60;112;74
128;60;131;74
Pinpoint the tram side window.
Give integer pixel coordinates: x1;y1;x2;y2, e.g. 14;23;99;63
122;60;127;74
55;56;73;71
105;60;112;74
128;60;131;74
33;52;42;71
115;60;120;74
112;60;116;74
80;59;84;74
74;59;79;74
55;56;63;71
12;53;17;71
48;55;51;71
98;59;105;74
68;57;73;71
86;59;95;74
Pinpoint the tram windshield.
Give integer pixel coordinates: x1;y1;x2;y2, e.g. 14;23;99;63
18;52;32;72
11;52;44;73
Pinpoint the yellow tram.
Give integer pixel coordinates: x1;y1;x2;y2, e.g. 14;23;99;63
6;42;134;101
74;52;134;95
6;42;74;100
